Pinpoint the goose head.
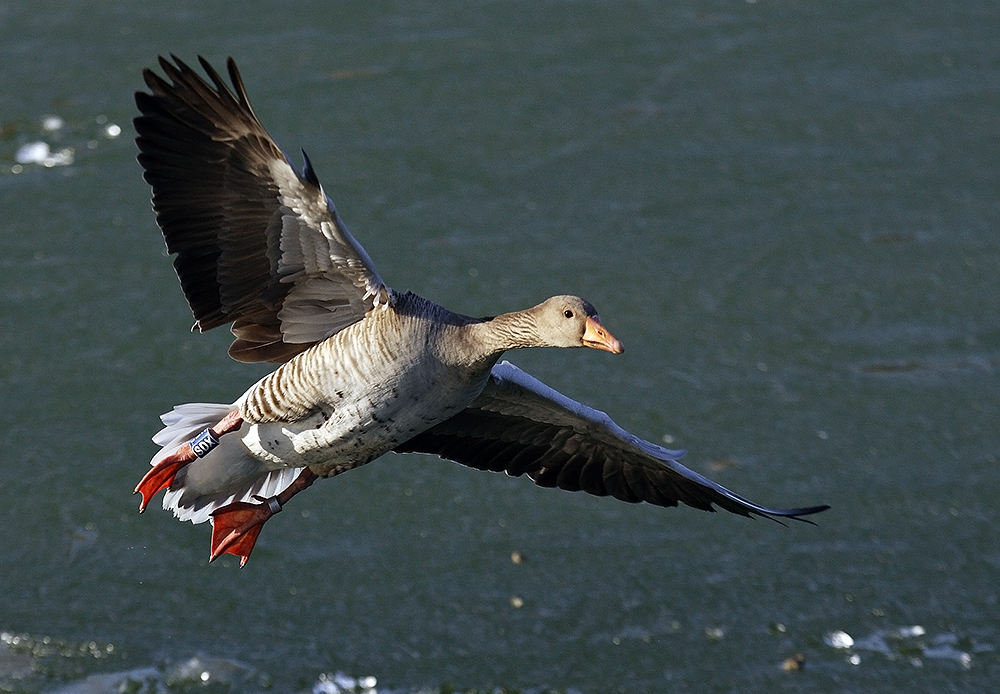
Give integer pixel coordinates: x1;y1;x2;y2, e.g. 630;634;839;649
519;295;625;353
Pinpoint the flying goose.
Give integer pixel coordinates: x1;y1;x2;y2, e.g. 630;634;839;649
133;56;828;566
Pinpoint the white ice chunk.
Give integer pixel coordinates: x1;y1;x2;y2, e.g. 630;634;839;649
825;630;854;649
15;141;74;167
16;141;49;164
314;671;377;694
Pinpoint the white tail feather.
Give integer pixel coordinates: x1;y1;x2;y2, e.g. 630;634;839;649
151;402;304;525
163;466;303;525
151;402;234;464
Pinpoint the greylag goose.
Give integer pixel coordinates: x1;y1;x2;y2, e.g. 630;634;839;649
133;56;828;566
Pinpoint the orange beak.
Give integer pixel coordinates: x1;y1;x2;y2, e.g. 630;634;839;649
583;315;624;354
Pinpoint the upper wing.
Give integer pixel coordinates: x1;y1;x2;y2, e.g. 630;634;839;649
134;55;391;363
396;361;829;521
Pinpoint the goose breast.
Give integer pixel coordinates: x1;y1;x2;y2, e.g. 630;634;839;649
234;292;496;475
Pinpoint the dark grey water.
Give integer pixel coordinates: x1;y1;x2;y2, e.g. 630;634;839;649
2;1;998;692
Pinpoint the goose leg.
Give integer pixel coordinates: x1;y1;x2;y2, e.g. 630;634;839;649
135;410;243;512
209;468;319;567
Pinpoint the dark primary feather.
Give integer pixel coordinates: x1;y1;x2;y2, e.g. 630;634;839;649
134;56;282;336
396;362;829;522
134;55;390;364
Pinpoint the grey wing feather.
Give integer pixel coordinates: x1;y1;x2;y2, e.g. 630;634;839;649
396;361;829;521
134;55;390;363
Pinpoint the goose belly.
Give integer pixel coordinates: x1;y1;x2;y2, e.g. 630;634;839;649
237;322;491;476
240;382;472;476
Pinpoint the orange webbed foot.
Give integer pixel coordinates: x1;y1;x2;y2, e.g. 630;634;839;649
209;497;281;567
134;445;196;512
135;410;244;513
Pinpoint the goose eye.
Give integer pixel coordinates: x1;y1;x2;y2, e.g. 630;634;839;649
563;309;574;318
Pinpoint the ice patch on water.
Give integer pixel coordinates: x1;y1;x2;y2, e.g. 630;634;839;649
15;141;74;167
314;671;378;693
46;666;161;694
0;636;34;681
5;113;124;174
40;663;383;694
823;624;984;669
2;629;389;694
42;655;268;693
824;630;854;649
165;655;262;687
